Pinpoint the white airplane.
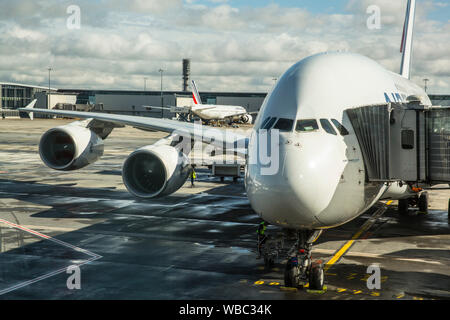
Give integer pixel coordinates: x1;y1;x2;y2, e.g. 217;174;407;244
20;0;438;290
145;80;254;124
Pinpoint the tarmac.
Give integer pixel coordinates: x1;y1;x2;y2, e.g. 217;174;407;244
0;118;449;300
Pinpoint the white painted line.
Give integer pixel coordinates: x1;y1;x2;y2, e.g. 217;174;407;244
0;218;102;295
314;248;444;266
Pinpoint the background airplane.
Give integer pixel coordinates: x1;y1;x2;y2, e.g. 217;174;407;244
145;80;254;125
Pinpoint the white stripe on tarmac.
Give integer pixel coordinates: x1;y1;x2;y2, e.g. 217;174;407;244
0;218;102;295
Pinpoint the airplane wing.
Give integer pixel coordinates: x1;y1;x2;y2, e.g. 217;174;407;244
222;112;247;119
221;111;256;119
191;106;216;111
143;105;173;111
19;100;249;156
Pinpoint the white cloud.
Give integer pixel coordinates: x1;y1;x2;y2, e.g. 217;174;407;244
0;0;448;94
108;0;183;14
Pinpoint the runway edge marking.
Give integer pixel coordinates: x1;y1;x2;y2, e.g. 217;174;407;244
0;218;102;295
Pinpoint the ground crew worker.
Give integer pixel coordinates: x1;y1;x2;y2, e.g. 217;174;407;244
256;221;268;259
190;167;196;187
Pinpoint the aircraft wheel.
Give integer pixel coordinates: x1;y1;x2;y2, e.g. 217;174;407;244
448;199;449;222
418;192;429;215
398;199;409;215
284;257;299;288
309;263;324;290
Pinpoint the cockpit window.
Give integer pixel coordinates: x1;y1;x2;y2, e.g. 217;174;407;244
320;119;337;135
295;119;319;132
273;118;294;132
260;117;271;129
331;119;349;136
262;117;277;130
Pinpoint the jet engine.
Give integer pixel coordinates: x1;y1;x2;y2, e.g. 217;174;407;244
122;145;191;198
241;114;253;124
39;122;104;171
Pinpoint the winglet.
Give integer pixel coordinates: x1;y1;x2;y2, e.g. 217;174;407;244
24;99;37;120
400;0;416;79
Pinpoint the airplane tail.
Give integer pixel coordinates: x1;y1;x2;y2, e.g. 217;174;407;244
191;80;202;105
24;99;37;120
400;0;416;79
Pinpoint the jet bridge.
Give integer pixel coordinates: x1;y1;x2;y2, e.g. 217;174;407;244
345;101;450;184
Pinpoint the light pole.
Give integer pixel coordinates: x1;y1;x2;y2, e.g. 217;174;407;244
423;78;429;93
159;69;164;118
48;67;53;109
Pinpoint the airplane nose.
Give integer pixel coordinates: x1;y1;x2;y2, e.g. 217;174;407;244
246;132;344;229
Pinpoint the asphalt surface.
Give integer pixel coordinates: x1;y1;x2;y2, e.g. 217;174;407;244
0;118;449;300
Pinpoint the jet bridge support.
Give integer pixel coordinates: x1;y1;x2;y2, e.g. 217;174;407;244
345;101;450;185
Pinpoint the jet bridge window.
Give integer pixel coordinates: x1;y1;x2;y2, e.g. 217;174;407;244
331;119;349;136
273;118;294;132
320;119;337;135
295;119;319;132
401;129;414;149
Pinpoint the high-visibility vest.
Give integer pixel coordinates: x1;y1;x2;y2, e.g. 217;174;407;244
191;171;196;179
257;222;266;235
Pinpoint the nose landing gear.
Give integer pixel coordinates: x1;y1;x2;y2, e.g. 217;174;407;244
284;230;324;290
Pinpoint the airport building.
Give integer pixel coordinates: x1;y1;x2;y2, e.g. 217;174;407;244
1;81;449;119
57;88;266;118
429;94;450;106
0;82;54;109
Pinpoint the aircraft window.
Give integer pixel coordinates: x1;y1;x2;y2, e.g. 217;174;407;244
273;118;294;132
331;119;349;136
260;117;271;129
262;117;277;130
320;119;337;135
295;119;319;132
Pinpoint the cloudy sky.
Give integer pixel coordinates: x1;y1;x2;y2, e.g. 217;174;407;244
0;0;449;93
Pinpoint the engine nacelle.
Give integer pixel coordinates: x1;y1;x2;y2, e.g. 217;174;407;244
122;145;191;198
39;122;104;171
241;114;253;124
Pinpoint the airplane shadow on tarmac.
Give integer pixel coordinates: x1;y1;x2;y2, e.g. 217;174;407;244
0;178;449;299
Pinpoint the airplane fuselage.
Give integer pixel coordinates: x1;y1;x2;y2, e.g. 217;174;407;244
192;104;248;121
245;52;431;230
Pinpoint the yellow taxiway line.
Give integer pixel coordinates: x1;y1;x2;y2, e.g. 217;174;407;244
324;200;393;272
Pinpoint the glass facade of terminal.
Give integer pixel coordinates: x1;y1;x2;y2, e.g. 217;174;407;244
0;84;47;109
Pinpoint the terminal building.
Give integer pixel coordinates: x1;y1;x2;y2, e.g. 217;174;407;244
429;94;450;106
1;81;449;120
57;88;266;118
0;82;75;117
0;82;52;109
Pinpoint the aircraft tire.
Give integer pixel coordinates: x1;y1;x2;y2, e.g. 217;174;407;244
284;258;299;288
309;264;324;290
418;192;429;215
